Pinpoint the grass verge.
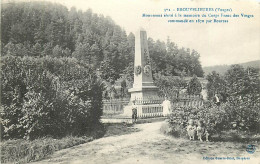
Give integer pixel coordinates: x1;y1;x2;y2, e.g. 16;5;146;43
104;123;140;137
1;123;140;163
1;136;93;164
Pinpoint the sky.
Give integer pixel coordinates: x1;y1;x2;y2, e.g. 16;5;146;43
2;0;260;67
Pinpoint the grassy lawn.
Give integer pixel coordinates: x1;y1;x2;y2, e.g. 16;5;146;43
0;123;139;164
1;136;92;164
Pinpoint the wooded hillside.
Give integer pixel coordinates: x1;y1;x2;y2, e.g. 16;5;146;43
1;1;204;83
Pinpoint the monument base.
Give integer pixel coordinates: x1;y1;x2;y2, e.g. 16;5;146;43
123;85;162;118
128;86;159;103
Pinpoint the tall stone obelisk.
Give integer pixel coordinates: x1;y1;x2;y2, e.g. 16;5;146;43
128;28;158;102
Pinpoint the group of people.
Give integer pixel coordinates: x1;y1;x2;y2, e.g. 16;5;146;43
186;119;209;142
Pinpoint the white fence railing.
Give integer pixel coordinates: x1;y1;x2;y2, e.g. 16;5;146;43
102;95;204;117
136;104;163;118
131;97;164;105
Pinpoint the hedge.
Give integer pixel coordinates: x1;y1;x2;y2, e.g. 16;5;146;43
1;56;104;139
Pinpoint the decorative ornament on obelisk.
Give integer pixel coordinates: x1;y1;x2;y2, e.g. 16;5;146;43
128;28;159;102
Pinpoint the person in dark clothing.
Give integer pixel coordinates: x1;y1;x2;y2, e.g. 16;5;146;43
132;100;137;123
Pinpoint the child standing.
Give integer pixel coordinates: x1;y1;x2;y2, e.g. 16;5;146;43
187;119;196;140
197;120;209;142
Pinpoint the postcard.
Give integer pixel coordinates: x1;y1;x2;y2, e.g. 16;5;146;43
1;0;259;164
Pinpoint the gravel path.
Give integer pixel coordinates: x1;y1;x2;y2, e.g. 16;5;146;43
32;121;260;164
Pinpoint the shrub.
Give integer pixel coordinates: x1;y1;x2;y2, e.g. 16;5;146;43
160;120;187;138
1;56;104;139
164;100;260;140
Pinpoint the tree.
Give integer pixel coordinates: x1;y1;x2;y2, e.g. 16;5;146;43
206;71;226;100
225;65;260;104
72;43;91;63
99;59;119;83
223;65;260;132
187;75;202;95
123;62;134;85
154;73;186;99
120;79;127;98
52;45;63;57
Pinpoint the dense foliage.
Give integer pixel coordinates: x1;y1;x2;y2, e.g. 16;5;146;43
207;65;260;102
164;65;260;139
206;71;226;100
1;1;204;85
187;76;202;95
166;104;225;138
165;101;259;140
1;56;104;139
153;73;187;98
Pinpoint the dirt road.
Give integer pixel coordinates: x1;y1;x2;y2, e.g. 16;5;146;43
32;122;260;164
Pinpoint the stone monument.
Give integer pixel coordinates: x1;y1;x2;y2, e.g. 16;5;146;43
123;28;161;117
128;28;158;101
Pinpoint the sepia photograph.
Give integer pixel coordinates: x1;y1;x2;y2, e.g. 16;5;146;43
1;0;260;163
